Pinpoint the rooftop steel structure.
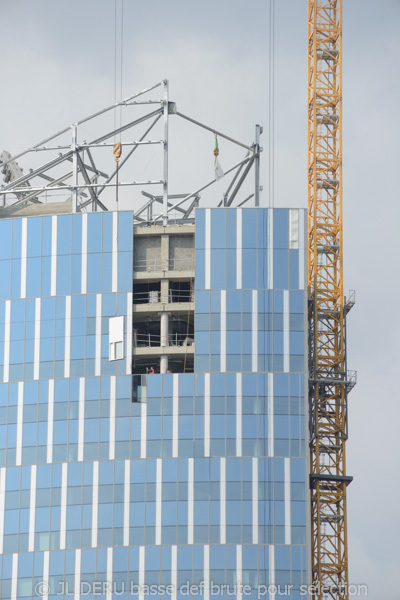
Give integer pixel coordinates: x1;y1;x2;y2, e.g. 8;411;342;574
0;80;262;224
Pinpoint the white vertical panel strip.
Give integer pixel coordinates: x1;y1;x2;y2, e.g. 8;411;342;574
268;208;274;289
203;545;210;600
220;290;226;372
106;547;113;600
123;459;130;546
47;380;54;463
112;211;118;292
140;403;147;459
11;553;18;600
0;468;6;554
187;458;194;544
236;208;242;289
252;290;258;372
74;549;81;600
81;213;88;294
78;378;85;462
171;545;178;600
3;300;11;383
20;217;27;298
155;458;162;545
220;457;226;544
269;545;276;598
268;373;274;458
205;208;211;289
126;292;133;374
252;457;259;544
298;209;305;289
172;374;179;458
59;462;68;550
236;545;243;599
91;461;99;547
64;295;71;379
51;215;57;296
283;290;290;373
95;294;102;376
236;373;242;457
109;376;116;460
16;382;24;466
28;465;37;552
43;550;50;600
33;298;41;380
284;458;292;545
138;546;145;600
204;373;210;457
289;209;299;249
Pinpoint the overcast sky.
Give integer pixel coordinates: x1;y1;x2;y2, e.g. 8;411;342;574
1;1;399;598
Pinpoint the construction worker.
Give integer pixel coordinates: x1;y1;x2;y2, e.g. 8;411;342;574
149;367;155;374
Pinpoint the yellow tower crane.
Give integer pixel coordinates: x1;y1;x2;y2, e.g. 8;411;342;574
308;1;354;599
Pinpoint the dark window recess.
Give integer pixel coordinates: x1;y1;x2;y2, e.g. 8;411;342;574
133;282;161;305
133;317;194;349
132;356;194;376
169;281;193;303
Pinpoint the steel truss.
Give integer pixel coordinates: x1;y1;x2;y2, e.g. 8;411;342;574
0;80;262;224
308;2;356;600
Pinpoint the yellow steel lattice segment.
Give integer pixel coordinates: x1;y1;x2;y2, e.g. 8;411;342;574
308;1;350;600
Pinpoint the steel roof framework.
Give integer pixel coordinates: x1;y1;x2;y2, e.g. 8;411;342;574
0;80;262;224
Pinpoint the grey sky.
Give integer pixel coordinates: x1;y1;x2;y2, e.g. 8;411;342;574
1;1;399;598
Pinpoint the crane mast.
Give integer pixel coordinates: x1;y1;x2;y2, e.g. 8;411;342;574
308;1;353;599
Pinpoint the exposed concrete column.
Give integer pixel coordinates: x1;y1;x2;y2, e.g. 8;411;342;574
161;233;170;304
161;233;169;270
160;311;169;374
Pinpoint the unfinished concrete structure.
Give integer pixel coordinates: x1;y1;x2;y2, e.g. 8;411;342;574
132;224;195;374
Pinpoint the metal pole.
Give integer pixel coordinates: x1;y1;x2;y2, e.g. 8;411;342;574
163;80;169;226
72;124;78;212
255;124;261;207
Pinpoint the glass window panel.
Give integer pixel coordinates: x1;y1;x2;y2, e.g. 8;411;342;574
102;212;112;253
57;216;72;255
273;209;289;249
27;257;42;297
226;248;237;289
56;255;71;296
289;249;299;289
117;252;132;292
274;250;289;290
117;212;133;252
12;219;22;259
102;252;112;293
11;258;21;299
87;253;101;293
210;249;226;290
0;220;12;260
195;249;205;289
41;256;51;297
211;209;226;249
242;208;258;249
195;209;205;250
87;213;102;253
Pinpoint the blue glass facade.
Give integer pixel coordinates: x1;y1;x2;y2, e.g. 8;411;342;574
0;207;309;599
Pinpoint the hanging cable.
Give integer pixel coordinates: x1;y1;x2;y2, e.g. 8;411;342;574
269;0;275;209
113;142;122;209
120;0;124;135
114;0;118;137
